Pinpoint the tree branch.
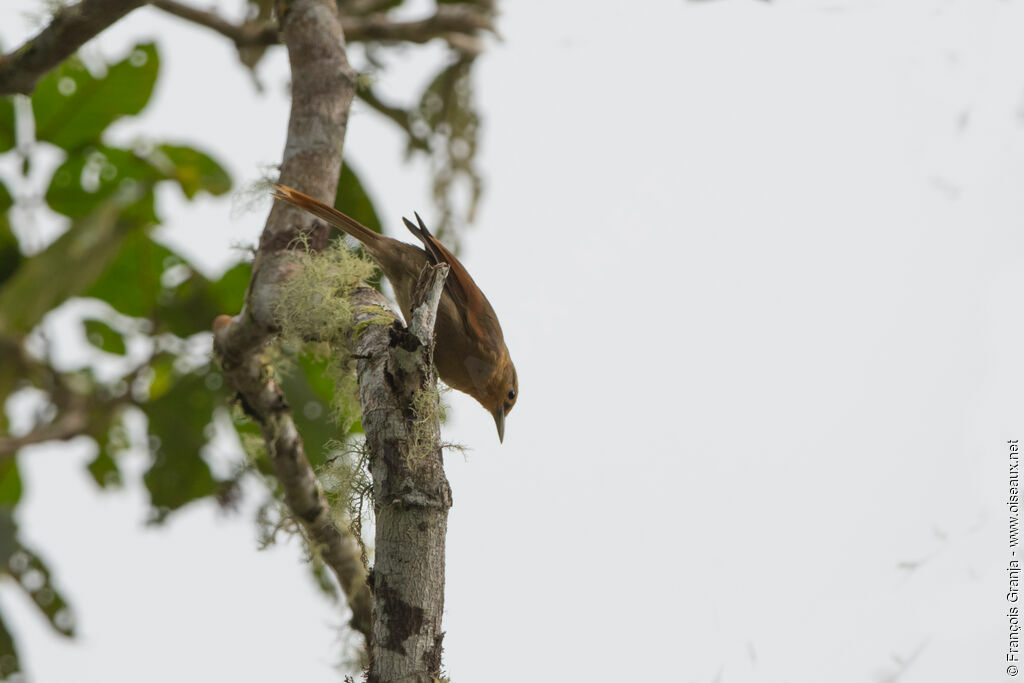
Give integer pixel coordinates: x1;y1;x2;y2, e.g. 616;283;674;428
213;314;373;639
355;86;430;153
209;0;456;672
355;265;451;682
0;338;135;460
212;0;372;646
345;5;493;51
0;409;90;458
150;1;493;52
0;0;147;96
409;263;448;346
150;0;279;48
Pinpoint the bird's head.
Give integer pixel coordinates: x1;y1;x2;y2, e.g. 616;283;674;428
482;356;517;443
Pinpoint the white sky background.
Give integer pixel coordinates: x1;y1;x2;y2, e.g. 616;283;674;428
1;0;1022;681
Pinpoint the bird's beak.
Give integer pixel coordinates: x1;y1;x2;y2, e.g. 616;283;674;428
492;407;505;443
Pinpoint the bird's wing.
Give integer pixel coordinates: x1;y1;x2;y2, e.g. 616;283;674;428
402;213;488;340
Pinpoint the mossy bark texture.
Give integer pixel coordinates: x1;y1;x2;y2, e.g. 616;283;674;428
350;267;451;683
214;1;452;677
214;0;375;650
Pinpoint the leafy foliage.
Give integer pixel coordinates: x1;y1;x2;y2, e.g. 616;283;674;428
143;368;222;518
0;99;13;154
335;161;383;234
0;37;395;672
0;180;19;289
357;53;485;247
0;465;73;679
32;44;159;152
0;0;493;675
0;41;246;673
157;144;232;199
419;57;483;242
83;318;127;355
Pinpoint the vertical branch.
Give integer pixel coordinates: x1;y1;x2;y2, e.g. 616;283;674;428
350;266;452;681
214;0;371;649
219;0;455;675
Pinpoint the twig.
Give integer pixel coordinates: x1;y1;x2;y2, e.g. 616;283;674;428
0;0;147;96
151;1;493;51
345;5;494;50
409;263;448;346
0;340;139;459
151;0;279;47
0;410;90;458
355;86;430;153
0;0;493;97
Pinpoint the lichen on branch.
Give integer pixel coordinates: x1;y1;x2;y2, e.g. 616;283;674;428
273;240;379;431
273;239;376;346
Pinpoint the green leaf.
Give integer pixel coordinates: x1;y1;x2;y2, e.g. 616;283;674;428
278;354;354;467
335;163;383;289
0;339;22;435
231;416;269;475
335;162;382;234
0;609;21;679
7;544;74;637
83;230;172;320
142;370;223;516
32;43;159;151
155;266;223;337
0;201;133;335
146;353;176;401
85;231;232;336
0;179;20;288
83;318;126;354
86;449;121;488
154;258;250;337
415;56;482;243
210;261;251;314
0;461;21;507
297;353;335;405
156;144;231;198
0;97;14;153
46;145;164;219
0;508;16;566
85;407;124;488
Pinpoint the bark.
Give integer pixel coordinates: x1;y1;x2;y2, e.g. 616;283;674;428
215;2;454;673
214;0;373;647
351;265;452;683
151;0;494;52
0;0;147;96
5;0;459;673
214;322;373;640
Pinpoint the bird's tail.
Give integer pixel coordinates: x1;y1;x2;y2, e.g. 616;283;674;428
271;184;382;248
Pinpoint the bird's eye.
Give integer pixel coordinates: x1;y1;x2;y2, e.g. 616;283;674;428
507;389;516;400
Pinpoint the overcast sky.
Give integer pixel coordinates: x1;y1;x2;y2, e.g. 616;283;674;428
2;0;1023;681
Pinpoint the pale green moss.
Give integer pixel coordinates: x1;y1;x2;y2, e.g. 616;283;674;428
407;383;442;469
352;304;395;338
318;441;373;565
274;240;376;347
271;241;378;433
326;357;360;433
239;432;267;465
255;501;300;550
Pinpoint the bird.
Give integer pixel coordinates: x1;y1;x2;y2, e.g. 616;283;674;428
270;184;517;442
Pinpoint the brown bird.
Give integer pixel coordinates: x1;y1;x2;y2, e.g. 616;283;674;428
271;184;517;441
